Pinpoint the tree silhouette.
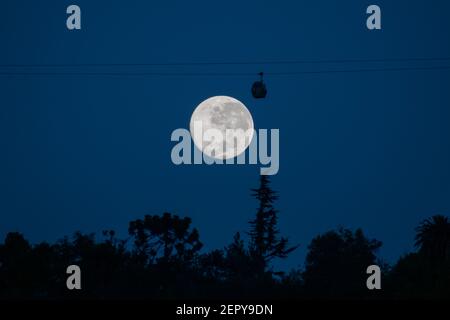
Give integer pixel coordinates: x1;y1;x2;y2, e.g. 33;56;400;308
248;175;297;273
303;228;382;297
0;233;33;297
224;232;255;281
128;212;203;266
415;214;450;262
0;187;449;299
197;249;226;282
388;215;450;298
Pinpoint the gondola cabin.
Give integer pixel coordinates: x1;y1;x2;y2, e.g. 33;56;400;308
251;72;267;99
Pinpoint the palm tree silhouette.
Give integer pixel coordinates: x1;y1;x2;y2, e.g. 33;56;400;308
414;215;450;262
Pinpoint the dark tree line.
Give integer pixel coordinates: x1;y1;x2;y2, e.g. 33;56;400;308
0;176;449;299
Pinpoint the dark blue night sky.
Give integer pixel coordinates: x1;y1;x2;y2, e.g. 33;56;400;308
1;0;449;269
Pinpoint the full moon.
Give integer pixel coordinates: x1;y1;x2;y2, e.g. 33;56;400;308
190;96;254;160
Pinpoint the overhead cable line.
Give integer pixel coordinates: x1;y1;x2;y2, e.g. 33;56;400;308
0;57;450;68
1;65;450;77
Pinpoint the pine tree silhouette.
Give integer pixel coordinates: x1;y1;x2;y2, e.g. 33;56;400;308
248;175;297;273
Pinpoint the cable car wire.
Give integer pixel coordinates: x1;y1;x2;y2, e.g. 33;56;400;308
0;57;450;68
1;65;449;77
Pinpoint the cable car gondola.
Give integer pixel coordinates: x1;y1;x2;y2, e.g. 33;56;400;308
251;72;267;99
